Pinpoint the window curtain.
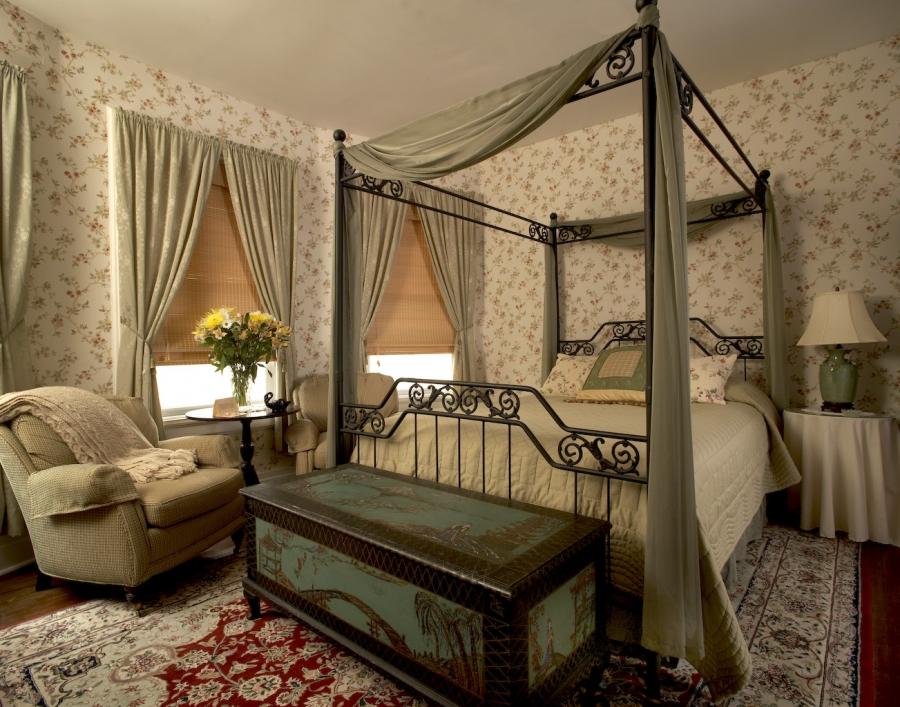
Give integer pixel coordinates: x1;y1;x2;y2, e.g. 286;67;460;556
111;108;220;433
0;61;31;537
223;143;300;447
346;189;407;370
410;185;482;381
763;186;788;410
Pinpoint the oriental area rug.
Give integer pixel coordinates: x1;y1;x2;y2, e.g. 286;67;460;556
0;526;859;706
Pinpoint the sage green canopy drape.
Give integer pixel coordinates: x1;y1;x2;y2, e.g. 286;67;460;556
0;61;32;538
329;5;776;683
111;109;220;432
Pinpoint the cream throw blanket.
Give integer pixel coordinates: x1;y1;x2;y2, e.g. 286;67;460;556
0;387;197;483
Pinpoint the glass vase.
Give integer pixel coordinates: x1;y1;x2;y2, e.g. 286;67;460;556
231;369;251;410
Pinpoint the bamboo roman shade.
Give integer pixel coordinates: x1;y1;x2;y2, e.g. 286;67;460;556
366;209;454;355
152;163;262;364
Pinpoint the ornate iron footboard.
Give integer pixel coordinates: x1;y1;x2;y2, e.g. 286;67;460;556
340;378;647;521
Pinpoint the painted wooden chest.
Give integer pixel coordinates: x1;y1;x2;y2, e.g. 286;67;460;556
241;464;609;706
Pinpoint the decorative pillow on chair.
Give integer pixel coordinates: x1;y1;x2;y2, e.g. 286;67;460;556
690;353;738;404
540;354;598;396
576;345;646;404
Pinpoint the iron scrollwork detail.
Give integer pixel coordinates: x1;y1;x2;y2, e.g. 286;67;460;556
558;434;640;476
710;196;759;218
611;321;646;342
675;65;694;115
408;383;520;420
557;224;593;243
713;336;764;358
342;406;385;434
528;222;551;243
359;175;404;198
559;341;595;356
605;35;637;81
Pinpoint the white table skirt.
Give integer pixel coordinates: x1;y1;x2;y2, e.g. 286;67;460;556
784;410;900;546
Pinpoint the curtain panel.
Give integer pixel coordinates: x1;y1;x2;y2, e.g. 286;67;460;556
410;185;483;381
0;61;31;537
345;189;408;370
111;108;221;432
223;143;300;435
637;14;704;662
763;186;788;410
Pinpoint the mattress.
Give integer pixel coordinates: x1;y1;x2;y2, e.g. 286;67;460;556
355;379;800;698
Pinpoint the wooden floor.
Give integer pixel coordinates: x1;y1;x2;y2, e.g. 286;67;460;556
1;534;898;703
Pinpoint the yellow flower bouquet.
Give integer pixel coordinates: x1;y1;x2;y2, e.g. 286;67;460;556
193;307;291;407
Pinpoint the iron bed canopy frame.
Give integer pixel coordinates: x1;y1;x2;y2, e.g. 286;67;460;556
330;0;771;517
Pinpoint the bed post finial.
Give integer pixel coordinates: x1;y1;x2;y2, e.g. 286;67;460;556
333;129;346;143
754;168;771;205
549;212;558;224
636;0;657;11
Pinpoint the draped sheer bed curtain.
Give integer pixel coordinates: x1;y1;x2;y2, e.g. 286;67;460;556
110;108;299;435
330;4;787;692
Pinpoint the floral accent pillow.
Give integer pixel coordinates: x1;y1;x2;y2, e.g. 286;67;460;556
690;353;738;404
541;354;598;396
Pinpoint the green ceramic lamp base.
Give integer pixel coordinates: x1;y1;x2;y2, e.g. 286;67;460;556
819;345;858;413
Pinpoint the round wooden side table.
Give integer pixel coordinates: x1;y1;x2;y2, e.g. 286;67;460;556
185;406;295;486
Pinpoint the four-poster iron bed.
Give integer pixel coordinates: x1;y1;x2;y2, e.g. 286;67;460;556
310;0;795;701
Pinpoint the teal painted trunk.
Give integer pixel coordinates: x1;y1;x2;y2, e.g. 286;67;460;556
256;517;486;695
242;464;609;705
528;564;596;688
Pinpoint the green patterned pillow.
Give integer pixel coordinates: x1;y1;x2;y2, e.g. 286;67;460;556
575;345;646;404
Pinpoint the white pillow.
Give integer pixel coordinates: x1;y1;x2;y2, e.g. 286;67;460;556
541;354;598;396
690;353;738;404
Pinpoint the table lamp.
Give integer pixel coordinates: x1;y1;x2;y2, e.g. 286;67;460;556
796;288;886;412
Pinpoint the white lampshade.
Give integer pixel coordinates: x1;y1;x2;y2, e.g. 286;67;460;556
797;290;886;346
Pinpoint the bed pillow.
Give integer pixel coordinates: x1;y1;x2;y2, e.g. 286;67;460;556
690;353;738;404
575;345;646;404
540;354;598;396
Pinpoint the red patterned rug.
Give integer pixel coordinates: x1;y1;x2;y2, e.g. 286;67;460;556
0;526;858;706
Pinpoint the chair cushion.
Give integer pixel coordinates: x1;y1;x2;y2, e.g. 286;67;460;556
10;415;77;471
106;396;160;445
136;467;244;528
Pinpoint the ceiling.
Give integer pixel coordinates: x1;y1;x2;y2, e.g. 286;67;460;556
13;0;900;144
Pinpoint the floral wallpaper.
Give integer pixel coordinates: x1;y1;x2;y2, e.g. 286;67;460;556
0;0;896;421
475;35;899;417
0;0;337;396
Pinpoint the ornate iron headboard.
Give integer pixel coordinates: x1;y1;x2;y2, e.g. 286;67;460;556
559;317;764;360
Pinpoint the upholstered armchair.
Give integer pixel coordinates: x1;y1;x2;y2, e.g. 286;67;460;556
0;396;245;596
285;373;398;474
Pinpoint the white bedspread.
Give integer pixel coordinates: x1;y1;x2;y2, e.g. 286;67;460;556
356;380;799;698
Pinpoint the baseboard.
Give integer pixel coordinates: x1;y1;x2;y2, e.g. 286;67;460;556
0;534;34;577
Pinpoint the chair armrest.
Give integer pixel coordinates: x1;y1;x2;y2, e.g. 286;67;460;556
159;435;239;468
285;418;319;454
28;464;138;519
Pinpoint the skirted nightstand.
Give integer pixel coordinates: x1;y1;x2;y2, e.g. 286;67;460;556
784;408;900;546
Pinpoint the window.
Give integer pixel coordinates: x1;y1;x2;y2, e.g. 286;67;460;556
153;162;270;416
366;207;455;393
